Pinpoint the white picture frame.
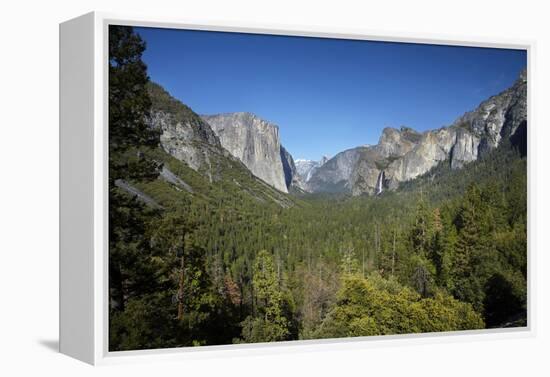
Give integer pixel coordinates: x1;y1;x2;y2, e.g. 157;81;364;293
59;11;535;365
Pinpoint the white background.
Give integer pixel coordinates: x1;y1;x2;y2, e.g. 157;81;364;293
1;0;548;375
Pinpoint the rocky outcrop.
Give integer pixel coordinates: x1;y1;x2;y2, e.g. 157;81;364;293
375;126;421;158
147;83;228;182
115;179;162;209
308;69;527;195
160;166;194;193
202;112;289;193
455;68;527;154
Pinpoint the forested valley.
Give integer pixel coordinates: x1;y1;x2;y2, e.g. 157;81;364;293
108;26;527;351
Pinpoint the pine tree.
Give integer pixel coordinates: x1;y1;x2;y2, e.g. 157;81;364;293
240;250;289;342
451;184;497;312
109;25;160;168
437;223;457;290
108;26;161;316
429;208;450;287
408;198;436;296
410;198;431;257
340;242;359;275
253;250;284;322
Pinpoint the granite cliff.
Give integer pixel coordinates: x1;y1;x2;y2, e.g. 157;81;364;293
201;112;290;193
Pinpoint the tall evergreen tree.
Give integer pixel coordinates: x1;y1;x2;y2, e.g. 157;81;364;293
451;184;497;312
240;250;289;343
408;198;436;296
410;198;432;257
108;25;161;313
109;25;159;168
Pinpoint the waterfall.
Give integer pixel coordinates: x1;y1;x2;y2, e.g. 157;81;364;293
375;170;385;195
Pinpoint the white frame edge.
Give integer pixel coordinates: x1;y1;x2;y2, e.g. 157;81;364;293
59;12;96;364
59;11;536;365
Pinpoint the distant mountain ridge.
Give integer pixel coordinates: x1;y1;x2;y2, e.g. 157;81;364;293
147;68;526;197
295;156;329;182
307;69;527;195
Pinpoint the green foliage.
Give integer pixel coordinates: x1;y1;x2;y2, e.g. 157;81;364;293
110;132;527;348
109;26;160;182
314;274;484;339
108;26;238;350
147;82;204;127
431;219;457;289
110;291;179;351
108;26;162;323
410;199;432;256
450;184;498;312
239;250;290;343
340;242;360;275
483;270;526;327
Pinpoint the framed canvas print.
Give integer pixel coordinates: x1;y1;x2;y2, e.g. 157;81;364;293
59;12;533;365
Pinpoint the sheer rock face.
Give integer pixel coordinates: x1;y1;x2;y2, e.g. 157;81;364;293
202;112;289;193
280;146;307;191
309;69;527;196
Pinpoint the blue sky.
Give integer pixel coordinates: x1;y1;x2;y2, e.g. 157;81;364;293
136;27;526;161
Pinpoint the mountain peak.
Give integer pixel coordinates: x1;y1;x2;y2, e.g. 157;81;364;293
203;112;280;131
